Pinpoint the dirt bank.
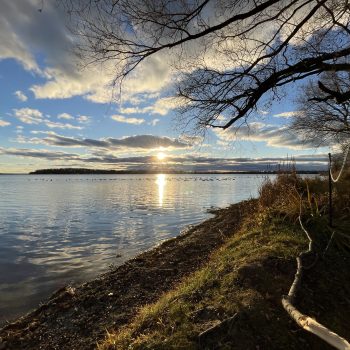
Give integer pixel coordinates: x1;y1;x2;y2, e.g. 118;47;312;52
0;201;253;350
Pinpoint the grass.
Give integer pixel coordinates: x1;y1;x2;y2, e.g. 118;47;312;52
99;170;350;350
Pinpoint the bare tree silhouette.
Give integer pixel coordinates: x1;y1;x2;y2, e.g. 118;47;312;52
62;0;350;132
292;71;350;146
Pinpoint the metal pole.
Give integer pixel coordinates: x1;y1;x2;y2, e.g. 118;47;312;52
328;153;333;228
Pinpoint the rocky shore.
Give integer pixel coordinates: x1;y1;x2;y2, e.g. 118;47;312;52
0;201;250;350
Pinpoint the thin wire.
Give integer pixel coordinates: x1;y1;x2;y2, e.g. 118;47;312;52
323;231;335;257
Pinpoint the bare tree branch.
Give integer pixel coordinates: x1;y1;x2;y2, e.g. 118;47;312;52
61;0;350;132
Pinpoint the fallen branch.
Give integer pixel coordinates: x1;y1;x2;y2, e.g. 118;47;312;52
198;313;238;344
282;216;350;349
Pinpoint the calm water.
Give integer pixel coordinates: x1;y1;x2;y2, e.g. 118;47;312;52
0;173;272;324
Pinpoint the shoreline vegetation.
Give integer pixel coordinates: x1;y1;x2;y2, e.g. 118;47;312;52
28;168;322;175
1;171;349;349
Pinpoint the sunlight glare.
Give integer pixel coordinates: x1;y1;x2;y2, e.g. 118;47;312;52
157;152;166;161
156;174;166;207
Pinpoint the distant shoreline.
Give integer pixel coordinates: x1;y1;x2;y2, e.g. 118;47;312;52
25;168;323;175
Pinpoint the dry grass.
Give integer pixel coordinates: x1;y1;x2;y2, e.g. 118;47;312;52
99;216;307;349
99;170;350;350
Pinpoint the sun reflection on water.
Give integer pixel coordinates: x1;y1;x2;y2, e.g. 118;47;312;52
155;174;166;207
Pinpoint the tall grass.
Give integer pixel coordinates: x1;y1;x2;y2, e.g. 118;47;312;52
258;163;350;251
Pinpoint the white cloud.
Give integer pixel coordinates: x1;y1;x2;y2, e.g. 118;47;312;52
146;97;179;116
111;115;145;125
216;122;319;150
273;111;302;118
77;115;91;124
149;119;160;126
120;97;180;116
122;54;173;99
0;119;10;127
30;66;115;103
14;90;28;102
13;108;83;130
0;1;117;104
57;113;74;120
30;130;58;135
44;120;83;130
30;51;173;105
179;134;204;146
120;107;143;114
259;110;269;115
13;108;43;124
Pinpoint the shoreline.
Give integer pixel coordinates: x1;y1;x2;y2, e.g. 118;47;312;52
0;201;252;350
0;170;323;175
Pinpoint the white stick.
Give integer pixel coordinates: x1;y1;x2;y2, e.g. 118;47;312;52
282;216;350;349
330;144;350;183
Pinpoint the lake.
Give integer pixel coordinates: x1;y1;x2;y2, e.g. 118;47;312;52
0;173;273;324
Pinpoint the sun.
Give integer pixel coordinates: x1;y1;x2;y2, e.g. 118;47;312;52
157;152;167;161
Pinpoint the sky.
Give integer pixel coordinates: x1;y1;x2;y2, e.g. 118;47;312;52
0;0;330;173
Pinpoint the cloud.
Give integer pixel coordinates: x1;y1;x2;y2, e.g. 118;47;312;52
18;133;189;150
273;111;302;118
77;115;90;124
105;135;188;149
216;122;320;150
119;107;142;114
17;131;208;151
0;2;39;72
13;108;83;130
43;120;83;130
146;97;179;116
13;108;43;124
14;90;28;102
120;97;179;116
30;65;115;103
259;110;269;115
57;113;74;120
30;53;174;104
0;146;328;171
16;125;23;133
149;119;160;126
0;119;10;127
121;54;173;99
179;134;204;145
0;147;78;161
111;115;145;125
0;1;173;105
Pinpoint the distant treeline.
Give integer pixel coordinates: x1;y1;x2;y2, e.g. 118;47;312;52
30;168;125;175
29;168;323;175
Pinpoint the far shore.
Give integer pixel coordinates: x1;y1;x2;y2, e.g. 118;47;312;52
0;168;324;175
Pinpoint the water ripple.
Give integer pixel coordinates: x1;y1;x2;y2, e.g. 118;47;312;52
0;173;272;324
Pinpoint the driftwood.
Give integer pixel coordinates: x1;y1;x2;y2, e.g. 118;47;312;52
282;297;350;350
282;216;350;350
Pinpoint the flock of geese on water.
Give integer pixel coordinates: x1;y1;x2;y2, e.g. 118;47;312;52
27;177;240;182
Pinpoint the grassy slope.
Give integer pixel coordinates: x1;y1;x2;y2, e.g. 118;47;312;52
100;173;350;350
